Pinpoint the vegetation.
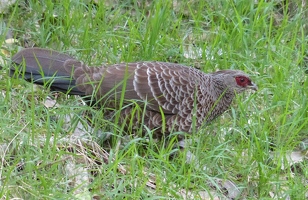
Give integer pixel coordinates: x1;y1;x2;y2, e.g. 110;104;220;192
0;0;307;199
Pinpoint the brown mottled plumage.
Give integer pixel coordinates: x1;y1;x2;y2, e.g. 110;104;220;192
10;48;257;134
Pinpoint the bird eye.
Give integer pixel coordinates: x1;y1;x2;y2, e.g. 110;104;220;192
235;76;250;87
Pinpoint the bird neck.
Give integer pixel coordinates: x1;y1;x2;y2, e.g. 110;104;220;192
211;76;235;110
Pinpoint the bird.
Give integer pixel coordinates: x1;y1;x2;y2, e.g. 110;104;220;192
10;47;258;135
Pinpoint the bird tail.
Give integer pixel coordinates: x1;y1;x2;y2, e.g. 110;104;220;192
10;48;84;95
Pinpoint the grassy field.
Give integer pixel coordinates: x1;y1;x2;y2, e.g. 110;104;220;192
0;0;307;199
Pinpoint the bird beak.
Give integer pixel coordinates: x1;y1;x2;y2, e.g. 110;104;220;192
248;82;258;91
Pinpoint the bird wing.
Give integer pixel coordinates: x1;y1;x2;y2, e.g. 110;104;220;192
64;61;203;115
133;62;198;114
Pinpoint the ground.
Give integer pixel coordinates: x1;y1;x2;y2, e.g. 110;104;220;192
0;0;307;199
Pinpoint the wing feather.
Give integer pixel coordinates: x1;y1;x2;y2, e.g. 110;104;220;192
70;61;210;118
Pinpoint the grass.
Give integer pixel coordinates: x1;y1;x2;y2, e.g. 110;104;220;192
0;0;308;199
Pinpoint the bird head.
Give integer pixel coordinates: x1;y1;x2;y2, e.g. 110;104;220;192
212;70;258;93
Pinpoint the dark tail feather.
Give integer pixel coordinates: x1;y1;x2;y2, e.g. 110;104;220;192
10;48;84;95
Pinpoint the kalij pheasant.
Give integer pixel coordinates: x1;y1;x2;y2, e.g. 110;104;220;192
10;48;258;134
